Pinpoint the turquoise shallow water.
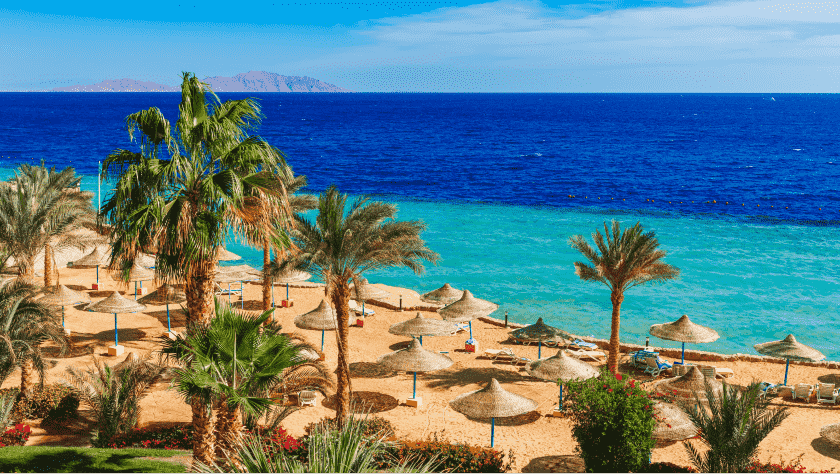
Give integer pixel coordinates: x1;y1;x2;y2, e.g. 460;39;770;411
14;173;840;361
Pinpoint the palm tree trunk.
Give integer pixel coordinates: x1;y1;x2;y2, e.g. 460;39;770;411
44;244;54;288
608;291;624;373
214;398;230;458
191;395;215;469
184;259;216;326
262;238;271;312
331;280;352;428
19;359;32;398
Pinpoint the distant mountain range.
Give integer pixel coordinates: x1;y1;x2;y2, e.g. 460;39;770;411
51;71;352;92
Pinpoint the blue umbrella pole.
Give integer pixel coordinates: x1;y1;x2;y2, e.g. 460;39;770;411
469;321;473;339
559;383;564;407
61;306;65;328
419;335;423;345
241;281;244;309
682;342;686;364
95;266;99;285
227;284;232;304
272;283;275;307
784;359;790;386
166;303;171;332
134;281;138;299
286;282;290;300
321;330;325;352
413;372;417;399
490;417;496;447
538;341;542;359
113;313;119;346
362;301;365;315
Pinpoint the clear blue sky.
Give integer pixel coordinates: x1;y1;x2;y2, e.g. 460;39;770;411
2;0;839;92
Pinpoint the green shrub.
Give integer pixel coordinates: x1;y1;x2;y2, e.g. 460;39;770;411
108;425;195;450
387;435;512;473
0;384;73;421
304;415;396;439
566;370;656;473
41;393;80;433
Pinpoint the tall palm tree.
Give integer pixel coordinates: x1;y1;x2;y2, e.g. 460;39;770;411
0;280;69;399
161;298;330;466
569;220;679;373
681;381;790;472
101;72;294;467
0;163;95;286
292;186;439;424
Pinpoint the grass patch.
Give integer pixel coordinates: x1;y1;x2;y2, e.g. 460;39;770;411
0;446;189;472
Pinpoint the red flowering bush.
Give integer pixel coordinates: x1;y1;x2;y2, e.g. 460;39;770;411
644;461;696;473
382;434;513;473
566;369;656;473
743;455;831;473
0;424;31;447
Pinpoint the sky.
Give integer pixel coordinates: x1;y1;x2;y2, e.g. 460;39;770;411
1;0;839;92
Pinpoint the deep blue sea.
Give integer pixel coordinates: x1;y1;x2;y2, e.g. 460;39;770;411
1;93;838;359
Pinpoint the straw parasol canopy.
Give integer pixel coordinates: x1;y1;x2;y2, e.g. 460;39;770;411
377;338;454;373
38;285;91;307
526;349;599;383
274;268;312;284
126;262;154;282
754;334;825;362
214;271;251;283
438;290;499;323
87;291;147;314
73;248;108;267
138;284;186;306
650;315;719;344
294;299;339;331
389;312;459;338
449;378;538;419
350;278;390;300
422;283;464;305
215;247;241;261
652;366;723;404
136;253;156;268
652;401;697;442
820;423;840;446
511;317;570;344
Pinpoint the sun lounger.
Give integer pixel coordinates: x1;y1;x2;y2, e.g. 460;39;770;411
715;367;735;378
569;349;607;363
793;383;814;403
485;348;531;366
568;339;599;351
626;350;658;370
644;355;672;377
817;383;839;404
758;382;777;399
298;390;317;407
699;366;717;379
349;299;375;317
454;323;470;333
214;282;242;297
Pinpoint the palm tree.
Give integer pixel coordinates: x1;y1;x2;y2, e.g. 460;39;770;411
64;353;165;447
681;381;790;472
569;220;679;373
0;280;69;399
160;298;331;467
292;186;439;424
101;72;294;466
0;163;95;286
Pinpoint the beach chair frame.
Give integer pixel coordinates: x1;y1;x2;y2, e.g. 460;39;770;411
298;390;317;407
793;383;814;403
817;383;838;404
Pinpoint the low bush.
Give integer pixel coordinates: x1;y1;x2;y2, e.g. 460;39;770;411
249;426;305;461
0;424;31;447
41;392;80;433
388;437;512;473
108;425;194;450
304;416;395;439
644;461;696;473
743;455;832;473
0;385;74;421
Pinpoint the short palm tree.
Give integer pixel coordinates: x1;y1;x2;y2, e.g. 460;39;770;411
569;220;679;372
0;280;69;399
160;298;331;466
0;163;95;286
681;381;790;472
101;72;294;467
65;353;165;447
292;186;439;424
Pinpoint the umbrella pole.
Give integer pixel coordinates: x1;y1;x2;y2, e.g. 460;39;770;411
321;329;325;353
286;282;290;301
228;284;231;305
134;281;138;299
490;417;495;448
96;265;99;286
559;383;564;407
413;372;417;399
241;281;244;309
419;335;423;345
166;303;171;333
538;341;542;359
62;306;65;328
682;342;685;364
469;321;473;339
113;313;118;346
784;359;790;386
272;283;275;307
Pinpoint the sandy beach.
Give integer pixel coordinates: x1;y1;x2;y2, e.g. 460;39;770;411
4;264;840;473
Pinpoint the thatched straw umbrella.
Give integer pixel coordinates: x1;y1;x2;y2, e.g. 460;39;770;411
526;349;598;407
510;317;570;359
273;268;311;305
350;278;389;316
122;262;154;300
73;247;108;289
215;247;241;262
294;299;339;354
438;290;498;339
652;401;697;442
37;284;90;335
377;339;453;404
449;378;538;447
649;314;720;365
422;283;464;305
87;291;146;356
138;284;186;338
820;423;840;446
652;366;723;404
754;334;825;386
214;270;251;307
388;312;459;345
